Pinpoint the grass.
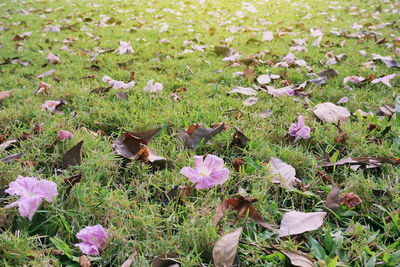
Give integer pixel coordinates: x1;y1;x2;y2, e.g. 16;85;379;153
0;0;399;266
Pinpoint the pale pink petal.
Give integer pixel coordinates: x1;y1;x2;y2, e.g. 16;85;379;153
75;225;108;255
18;196;43;221
180;167;202;183
58;130;73;140
75;242;99;255
203;155;225;171
209;168;230;185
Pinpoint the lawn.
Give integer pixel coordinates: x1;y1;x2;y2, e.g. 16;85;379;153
0;0;399;266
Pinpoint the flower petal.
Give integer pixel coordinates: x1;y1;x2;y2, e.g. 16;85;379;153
180;167;202;183
203;155;225;171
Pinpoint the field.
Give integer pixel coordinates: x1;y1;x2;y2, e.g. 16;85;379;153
0;0;399;266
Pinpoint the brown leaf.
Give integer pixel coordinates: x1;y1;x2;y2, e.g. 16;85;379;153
243;67;255;80
243;96;258;106
214;195;274;231
64;173;82;196
232;158;245;171
151;254;180;267
34;82;51;95
116;91;128;100
213;227;243;267
214;46;231;57
340;192;362;208
136;144;169;169
62;141;83;169
90;86;112;94
178;123;225;149
21;160;38;168
230;127;250;147
0;91;11;103
0;153;23;164
322;156;397;169
121;251;137;267
279;211;327;237
282;251;315;267
326;185;340;212
112;127;161;159
79;255;91;267
313;102;350;123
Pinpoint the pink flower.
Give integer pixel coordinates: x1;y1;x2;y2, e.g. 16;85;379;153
262;31;274;42
143;79;163;92
371;74;396;87
47;52;60;64
58;130;73;140
115;41;134;55
180;155;230;190
102;76;135;89
5;176;58;221
288;115;311;141
75;225;108;255
42;100;61;113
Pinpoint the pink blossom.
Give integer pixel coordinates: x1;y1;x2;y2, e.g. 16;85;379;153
115;41;134;55
160;39;170;44
5;176;58;221
262;31;273;42
288;115;311;141
371;74;396;87
47;52;60;64
180;155;230;190
343;76;365;84
102;76;135;89
75;225;108;255
143;79;163;92
42;100;61;113
58;130;73;140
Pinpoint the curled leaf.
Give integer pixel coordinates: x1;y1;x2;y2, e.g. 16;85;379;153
213;227;243;267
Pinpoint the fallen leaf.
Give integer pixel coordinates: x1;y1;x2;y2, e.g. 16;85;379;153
136;144;169;169
326;185;339;212
322;156;397;169
243;97;258;106
230;127;250;147
64;173;82;196
257;74;271;85
269;157;300;189
232;158;245;171
340;192;362;208
151;254;180;267
0;91;11;103
62;141;83;169
34;82;50;95
213;227;242;267
279;211;327;237
121;251;137;267
214;195;274;231
313;102;350;123
308;69;339;85
243;67;255;80
374;57;400;68
79;255;91;267
282;251;315;267
228;87;257;96
116;91;128;100
90;86;112;94
0;153;23;164
113;127;161;159
177;123;225;149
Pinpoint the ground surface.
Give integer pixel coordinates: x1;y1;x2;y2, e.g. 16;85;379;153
0;0;400;266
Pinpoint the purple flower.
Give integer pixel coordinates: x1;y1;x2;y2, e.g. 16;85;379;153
5;176;58;221
288;115;311;141
180;155;230;190
58;130;73;140
75;225;108;255
143;79;163;92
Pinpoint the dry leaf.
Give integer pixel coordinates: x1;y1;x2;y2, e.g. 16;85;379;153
213;227;242;267
79;255;91;267
279;211;327;237
269;157;300;189
230;127;250;147
0;153;23;164
340;192;362;208
228;87;257;96
243;97;258;106
177;123;225;149
136;144;169;169
313;102;350;123
121;251;137;267
151;254;180;267
257;74;271;85
62;141;83;169
232;158;245;171
326;185;339;212
37;69;56;78
243;67;255;80
214;195;274;231
214;46;231;57
282;251;315;267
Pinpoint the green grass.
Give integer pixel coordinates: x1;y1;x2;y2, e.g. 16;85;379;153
1;0;399;266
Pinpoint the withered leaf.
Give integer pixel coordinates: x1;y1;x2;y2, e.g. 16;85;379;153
214;195;274;231
279;211;327;237
308;68;338;85
243;97;258;107
113;127;161;159
230;127;250;147
322;156;397;170
269;157;300;189
136;144;169;169
213;227;242;267
151;254;180;267
37;69;56;78
64;173;82;196
121;251;137;267
228;87;257;96
282;251;315;267
90;86;112;94
243;67;255;80
116;91;128;100
0;153;23;164
79;255;91;267
178;123;225;149
0;91;11;103
326;185;340;212
374;58;400;68
62;141;83;169
340;192;362;208
232;158;245;171
313;102;350;123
